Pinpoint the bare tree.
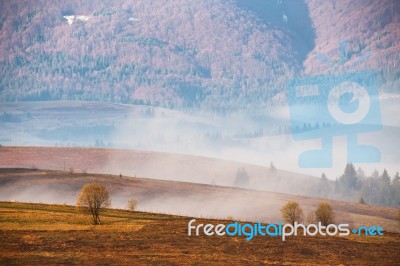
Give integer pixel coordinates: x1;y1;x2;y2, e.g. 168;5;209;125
280;201;304;225
315;202;335;226
127;198;138;211
77;183;111;225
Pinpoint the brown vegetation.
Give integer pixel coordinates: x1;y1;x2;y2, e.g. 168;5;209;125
280;201;304;225
0;146;320;196
76;183;111;225
398;209;400;225
315;202;335;226
0;168;399;233
127;198;137;211
0;201;399;265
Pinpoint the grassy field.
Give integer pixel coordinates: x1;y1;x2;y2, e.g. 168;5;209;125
0;146;320;196
0;201;399;265
1;168;399;233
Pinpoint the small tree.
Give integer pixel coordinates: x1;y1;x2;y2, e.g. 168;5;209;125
234;167;250;188
318;173;330;196
280;201;304;225
77;183;111;225
127;198;138;211
315;202;335;226
359;197;366;204
339;163;358;193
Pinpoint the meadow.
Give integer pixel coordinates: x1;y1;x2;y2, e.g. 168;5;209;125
0;201;399;265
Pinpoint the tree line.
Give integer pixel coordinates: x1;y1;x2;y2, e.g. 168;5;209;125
317;163;400;208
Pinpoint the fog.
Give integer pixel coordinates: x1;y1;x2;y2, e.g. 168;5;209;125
0;98;399;181
0;172;362;228
0;98;399;222
3;170;398;233
104;96;400;179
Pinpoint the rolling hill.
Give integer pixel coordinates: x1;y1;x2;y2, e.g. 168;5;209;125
0;146;321;196
0;168;399;233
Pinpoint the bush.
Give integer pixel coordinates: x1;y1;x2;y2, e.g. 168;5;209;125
280;201;304;225
359;197;366;204
315;202;335;226
77;183;111;225
127;198;138;211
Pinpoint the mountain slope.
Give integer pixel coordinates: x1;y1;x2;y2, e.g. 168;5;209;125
304;0;400;93
0;1;399;109
0;0;309;109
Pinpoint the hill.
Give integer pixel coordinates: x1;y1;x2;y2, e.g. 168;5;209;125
0;201;399;264
0;146;321;197
0;168;399;233
0;0;309;110
0;1;399;109
303;0;400;94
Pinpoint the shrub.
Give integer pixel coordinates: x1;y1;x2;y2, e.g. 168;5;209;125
359;197;366;204
77;183;111;225
315;202;335;226
280;201;304;225
127;198;138;211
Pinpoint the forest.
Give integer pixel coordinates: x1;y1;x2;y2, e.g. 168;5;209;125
1;1;399;111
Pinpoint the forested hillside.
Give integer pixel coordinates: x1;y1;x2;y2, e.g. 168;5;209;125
0;0;399;110
304;0;400;93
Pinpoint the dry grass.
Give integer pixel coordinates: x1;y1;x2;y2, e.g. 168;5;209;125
0;201;399;265
1;167;399;234
0;146;319;194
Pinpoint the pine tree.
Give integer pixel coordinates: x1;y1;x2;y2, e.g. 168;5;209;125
390;172;400;207
234;167;250;188
379;169;391;205
339;163;358;193
357;167;365;179
318;173;330;197
372;169;379;179
394;172;400;183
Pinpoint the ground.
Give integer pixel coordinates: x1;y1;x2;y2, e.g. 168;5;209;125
0;168;399;233
0;201;399;265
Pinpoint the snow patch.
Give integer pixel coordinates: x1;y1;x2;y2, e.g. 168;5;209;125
129;17;139;22
76;15;90;22
63;15;75;25
63;15;90;25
